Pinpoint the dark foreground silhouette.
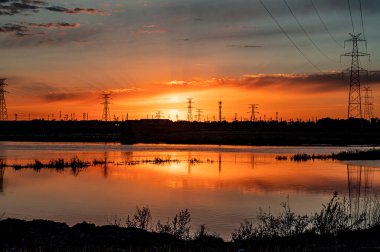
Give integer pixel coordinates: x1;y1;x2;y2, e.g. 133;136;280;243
0;218;379;251
1;194;380;251
0;117;380;145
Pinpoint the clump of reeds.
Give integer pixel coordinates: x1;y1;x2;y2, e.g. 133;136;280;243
275;155;288;160
105;193;380;245
287;149;380;162
189;158;203;164
156;208;192;240
291;153;331;162
7;157;90;175
110;206;193;240
92;159;107;165
231;192;380;242
141;157;180;165
48;158;65;169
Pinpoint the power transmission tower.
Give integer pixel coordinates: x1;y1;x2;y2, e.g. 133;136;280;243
196;109;202;122
363;85;374;120
187;98;193;122
155;110;162;119
342;33;370;119
0;79;8;121
101;93;111;121
218;100;222;122
248;104;259;122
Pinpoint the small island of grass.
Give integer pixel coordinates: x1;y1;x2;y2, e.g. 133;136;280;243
276;148;380;162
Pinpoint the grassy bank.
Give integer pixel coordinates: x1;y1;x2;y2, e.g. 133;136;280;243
1;193;380;251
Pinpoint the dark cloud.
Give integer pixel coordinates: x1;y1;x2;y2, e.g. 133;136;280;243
228;44;263;48
26;22;80;29
0;0;45;15
0;0;102;42
0;24;102;47
238;71;380;93
0;22;80;37
42;91;92;102
45;6;103;15
165;71;380;94
0;23;29;36
0;1;102;16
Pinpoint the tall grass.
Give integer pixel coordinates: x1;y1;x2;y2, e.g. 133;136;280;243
232;192;380;241
109;193;380;243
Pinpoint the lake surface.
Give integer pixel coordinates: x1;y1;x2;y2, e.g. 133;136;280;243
1;142;380;239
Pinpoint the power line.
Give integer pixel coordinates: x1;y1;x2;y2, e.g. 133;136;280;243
347;0;355;34
283;0;337;63
359;0;366;40
258;0;322;72
310;0;343;48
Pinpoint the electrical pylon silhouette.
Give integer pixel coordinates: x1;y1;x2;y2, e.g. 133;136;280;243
0;79;8;121
342;33;370;119
101;93;111;121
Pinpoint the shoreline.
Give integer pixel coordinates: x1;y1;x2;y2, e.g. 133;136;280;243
0;118;380;146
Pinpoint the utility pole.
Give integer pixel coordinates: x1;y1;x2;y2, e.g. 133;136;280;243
187;98;193;122
342;33;370;119
248;104;259;122
0;79;8;121
101;93;111;121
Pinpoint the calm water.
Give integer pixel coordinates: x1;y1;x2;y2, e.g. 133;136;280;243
1;142;379;239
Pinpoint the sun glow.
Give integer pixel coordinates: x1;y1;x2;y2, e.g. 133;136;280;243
170;96;180;103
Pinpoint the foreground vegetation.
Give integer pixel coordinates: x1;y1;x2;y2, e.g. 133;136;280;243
1;193;380;251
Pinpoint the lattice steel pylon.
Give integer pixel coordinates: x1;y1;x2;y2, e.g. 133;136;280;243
187;98;193;122
0;79;8;121
248;104;259;122
363;85;374;120
101;93;111;121
342;33;370;119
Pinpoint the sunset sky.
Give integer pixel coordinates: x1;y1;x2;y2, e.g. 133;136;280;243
1;0;379;121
